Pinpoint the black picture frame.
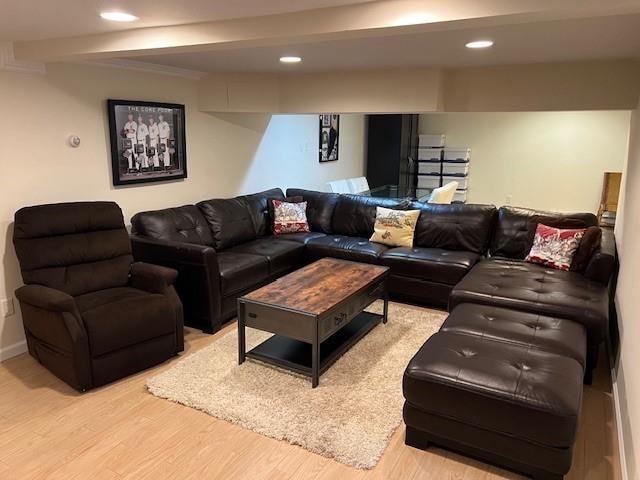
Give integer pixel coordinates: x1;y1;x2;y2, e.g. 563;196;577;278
108;99;187;186
319;114;339;162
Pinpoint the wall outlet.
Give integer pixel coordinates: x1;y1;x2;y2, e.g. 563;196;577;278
1;298;15;317
505;195;513;205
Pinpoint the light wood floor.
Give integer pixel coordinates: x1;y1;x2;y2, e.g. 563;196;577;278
0;320;622;480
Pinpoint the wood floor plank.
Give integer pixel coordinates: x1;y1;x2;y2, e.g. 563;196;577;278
0;320;622;480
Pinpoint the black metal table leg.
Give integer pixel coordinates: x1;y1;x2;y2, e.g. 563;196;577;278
383;281;389;324
312;326;320;388
238;300;246;364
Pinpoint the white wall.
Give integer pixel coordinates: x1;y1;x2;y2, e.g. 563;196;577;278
0;62;365;357
420;112;630;212
239;114;365;193
614;101;640;480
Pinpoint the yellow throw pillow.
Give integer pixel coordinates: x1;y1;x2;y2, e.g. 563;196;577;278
370;207;421;247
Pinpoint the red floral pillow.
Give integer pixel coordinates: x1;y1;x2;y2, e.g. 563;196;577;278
525;223;586;271
272;200;310;235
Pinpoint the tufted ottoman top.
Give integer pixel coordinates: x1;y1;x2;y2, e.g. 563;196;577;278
441;303;586;367
403;331;583;448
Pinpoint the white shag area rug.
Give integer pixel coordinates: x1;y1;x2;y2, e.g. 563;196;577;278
147;301;446;469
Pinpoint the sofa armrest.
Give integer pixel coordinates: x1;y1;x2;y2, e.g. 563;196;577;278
130;262;178;294
130;235;222;332
130;235;218;265
584;228;616;285
15;284;79;314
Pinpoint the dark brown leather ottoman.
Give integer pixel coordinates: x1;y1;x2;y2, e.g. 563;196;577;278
403;306;586;480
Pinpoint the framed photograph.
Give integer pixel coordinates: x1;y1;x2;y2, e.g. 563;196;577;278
108;99;187;186
319;114;339;162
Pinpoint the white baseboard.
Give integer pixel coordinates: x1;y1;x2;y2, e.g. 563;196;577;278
0;340;27;362
612;377;630;480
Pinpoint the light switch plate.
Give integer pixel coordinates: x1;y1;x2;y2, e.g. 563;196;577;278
1;298;15;317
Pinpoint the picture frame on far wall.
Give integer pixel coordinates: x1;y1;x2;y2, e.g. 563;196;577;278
319;114;339;162
108;99;187;186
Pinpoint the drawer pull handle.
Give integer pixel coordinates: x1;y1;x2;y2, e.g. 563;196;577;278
248;313;257;319
334;313;347;326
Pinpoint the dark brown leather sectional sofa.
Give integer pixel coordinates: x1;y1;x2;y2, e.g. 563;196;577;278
130;187;615;375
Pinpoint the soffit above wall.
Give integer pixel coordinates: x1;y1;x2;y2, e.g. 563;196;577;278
196;61;640;114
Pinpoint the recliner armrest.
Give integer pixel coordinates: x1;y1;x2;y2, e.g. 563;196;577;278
584;228;616;285
130;262;178;294
15;284;78;314
15;284;91;391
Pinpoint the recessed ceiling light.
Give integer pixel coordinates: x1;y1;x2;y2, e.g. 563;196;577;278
279;56;302;63
465;40;494;49
100;11;138;22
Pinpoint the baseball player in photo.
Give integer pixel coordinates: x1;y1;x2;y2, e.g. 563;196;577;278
123;112;137;172
158;113;171;168
148;116;160;169
136;114;149;170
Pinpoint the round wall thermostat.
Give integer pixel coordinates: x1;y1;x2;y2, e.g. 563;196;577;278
68;135;81;148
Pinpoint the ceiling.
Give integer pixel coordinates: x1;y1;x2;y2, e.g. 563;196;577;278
3;0;640;73
131;14;640;72
0;0;372;41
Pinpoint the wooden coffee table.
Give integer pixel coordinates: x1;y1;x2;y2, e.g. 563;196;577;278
237;258;389;387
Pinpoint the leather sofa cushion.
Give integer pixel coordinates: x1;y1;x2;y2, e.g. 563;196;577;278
306;235;388;263
286;189;339;233
228;238;304;276
275;232;326;244
77;287;175;357
13;202;132;296
379;247;480;285
216;252;269;295
131;205;214;246
331;194;404;237
403;331;583;448
491;206;598;259
197;197;256;250
571;226;602;273
449;258;609;344
411;203;497;254
442;304;586;366
240;188;285;237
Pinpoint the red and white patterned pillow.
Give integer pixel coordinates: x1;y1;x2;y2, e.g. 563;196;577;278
272;200;310;235
525;223;586;271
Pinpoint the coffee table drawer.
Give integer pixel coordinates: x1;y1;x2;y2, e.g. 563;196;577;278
319;281;385;340
241;301;315;342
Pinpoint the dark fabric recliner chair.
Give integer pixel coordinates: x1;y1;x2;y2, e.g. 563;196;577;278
12;202;184;392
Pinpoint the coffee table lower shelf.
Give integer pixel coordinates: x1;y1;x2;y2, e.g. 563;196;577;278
245;311;382;383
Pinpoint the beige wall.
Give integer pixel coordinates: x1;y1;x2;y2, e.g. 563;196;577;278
0;63;366;356
614;100;640;480
420;111;630;212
